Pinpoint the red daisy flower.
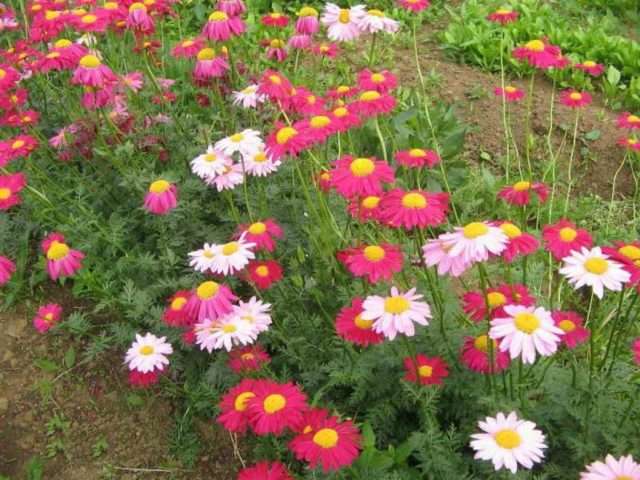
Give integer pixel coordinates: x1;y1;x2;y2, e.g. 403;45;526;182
0;88;28;111
247;260;283;289
356;69;397;93
403;354;449;385
617;137;640;151
236;219;283;252
289;87;326;116
261;12;289;27
335;297;384;346
342;243;403;283
352;90;396;117
462;283;535;322
72;54;117;88
162;290;193;327
238;461;293;480
378;188;449;230
397;0;430;12
330;155;395;199
498;180;549;206
395;148;440;168
247;380;308;435
265;123;308;160
0;134;38;167
347;195;382;222
0;255;16;286
512;39;562;69
289;416;361;472
542;219;593;261
498;222;539;263
326;85;358;100
311;42;339;58
552;311;589;349
575;60;604;77
228;345;271;374
460;335;510;374
294;115;336;146
0;172;26;210
560;89;592;108
494;85;525;102
330;104;361;132
217;379;258;433
487;8;519;25
257;70;292;101
72;11;110;33
0;64;20;90
602;242;640;286
617;113;640;130
171;38;204;58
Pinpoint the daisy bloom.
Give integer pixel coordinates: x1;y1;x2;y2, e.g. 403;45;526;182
162;290;193;327
228;345;271;374
206;162;244;192
289;415;361;472
330;155;395;198
236;219;283;253
188;243;218;273
357;9;399;34
335;297;384;347
542;219;593;261
217;379;258;433
352;90;396;117
193;47;229;81
71;54;117;88
499;222;540;263
126;3;154;34
379;189;449;230
462;283;535;322
217;0;246;16
347;195;382;222
247;260;283;289
294;115;335;145
490;305;564;364
494;85;525;102
238;462;293;480
470;411;547;474
552;311;589;349
422;236;472;277
618;137;640;151
195;315;256;352
209;236;255;276
361;286;431;340
312;42;340;58
231;84;267;109
266;39;288;62
575;60;605;77
580;454;640;480
356;69;397;94
191;145;230;180
331;104;362;132
0;172;26;210
439;222;508;264
321;4;366;42
144;179;177;215
342;243;403;284
617;112;640;130
0;255;16;286
289;34;313;50
559;247;630;299
202;10;245;41
257;70;292;101
498;180;548;206
171;38;204;58
232;297;272;335
261;12;289;27
215;129;263;158
185;280;236;322
33;303;63;333
602;241;640;286
560;89;592;108
41;232;84;281
461;335;510;374
513;39;562;69
0;65;19;90
487;8;519;24
296;6;319;35
247;380;308;435
403;354;449;385
265;124;308;160
397;0;430;12
395;148;440;168
124;333;173;387
0;135;37;166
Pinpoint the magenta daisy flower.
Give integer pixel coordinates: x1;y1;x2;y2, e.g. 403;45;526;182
494;85;525;102
378;189;449;230
357;69;398;93
330;155;395;199
461;335;510;374
551;311;589;349
342;243;403;283
395;148;440;168
560;89;592;108
185;281;236;322
352;90;396;117
498;222;539;263
144;179;178;215
403;354;449;385
0;255;16;286
201;10;245;41
498;180;549;206
575;60;604;77
41;232;84;281
247;380;308;435
487;8;519;25
617;112;640;130
513;39;562;69
71;55;117;88
335;297;384;347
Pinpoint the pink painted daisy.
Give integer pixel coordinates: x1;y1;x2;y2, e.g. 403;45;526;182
552;311;589;349
71;54;117;88
247;380;308;436
617;112;640;130
235;219;283;253
403;354;449;385
461;335;510;374
124;333;173;388
378;189;449;230
575;60;605;77
487;8;519;25
185;280;236;322
347;195;382;222
580;454;640;480
41;232;84;281
559;247;630;299
498;180;549;206
499;222;540;263
217;378;257;433
352;90;396;117
560;89;592;108
513;39;562;69
329;155;395;199
201;10;245;41
397;0;430;12
228;345;271;374
320;4;366;42
494;85;525;102
342;243;403;284
0;255;15;286
33;303;63;333
265;124;308;160
296;7;319;35
462;283;535;322
438;222;508;264
238;461;293;480
144;179;177;215
394;148;440;168
542;219;593;261
335;297;384;347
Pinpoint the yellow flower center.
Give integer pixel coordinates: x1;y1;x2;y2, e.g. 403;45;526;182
363;245;386;262
401;192;427;209
222;242;239;256
276;127;297;145
487;291;507;308
54;39;72;48
558;319;576;333
72;7;88;14
197;48;216;61
583;60;596;67
298;6;318;17
569;92;583;101
270;12;281;18
204;153;218;163
619;245;640;261
368;9;384;17
139;345;154;355
616;476;633;480
504;86;517;93
525;39;545;52
104;2;118;10
384;296;410;314
241;353;254;360
494;429;521;449
463;222;489;239
129;2;146;11
45;10;60;20
0;188;10;200
473;335;496;353
350;157;375;177
500;222;522;239
628;115;640;123
203;249;215;259
46;52;61;59
514;312;540;334
248;222;266;235
333;107;348;117
338;9;350;23
182;39;194;47
230;133;244;142
559;227;577;242
360;90;381;101
209;10;228;21
354;314;373;329
149;180;170;194
313;428;339;448
171;297;187;310
584;258;608;275
495;8;512;14
269;39;285;48
513;180;531;191
255;266;269;277
263;394;286;414
222;323;236;333
254;152;267;163
362;196;380;209
196;281;219;299
81;14;97;24
44;313;54;321
79;55;101;69
12;139;25;149
409;148;426;157
371;73;385;83
234;392;255;412
268;74;281;85
46;241;70;261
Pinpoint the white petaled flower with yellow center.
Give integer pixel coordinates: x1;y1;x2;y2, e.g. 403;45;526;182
191;145;230;180
559;247;630;299
470;411;547;474
209;234;256;276
356;8;399;34
214;129;263;157
360;286;431;340
242;149;282;177
490;305;563;364
231;296;272;335
439;222;508;264
194;315;257;352
320;3;366;42
188;242;218;273
124;333;173;373
231;84;267;109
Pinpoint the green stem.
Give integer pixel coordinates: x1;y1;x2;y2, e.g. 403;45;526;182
563;109;581;215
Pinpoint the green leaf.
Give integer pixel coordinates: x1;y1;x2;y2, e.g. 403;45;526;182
34;359;59;373
63;347;76;368
607;66;621;86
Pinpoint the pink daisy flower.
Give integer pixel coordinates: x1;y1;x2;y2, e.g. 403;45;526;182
126;3;154;34
311;42;340;58
487;8;519;25
143;179;178;215
422;236;472;277
347;195;382;222
261;12;289;27
238;462;293;480
162;290;193;327
265;124;308;160
378;189;449;230
602;242;640;287
395;148;440;168
171;38;204;58
560;89;592;108
335;297;384;347
228;345;271;374
403;354;449;385
0;172;26;210
575;60;605;77
552;311;589;349
185;280;236;322
499;222;540;263
352;90;396;117
296;6;319;35
201;10;245;41
498;180;549;206
217;378;258;433
124;333;173;388
342;243;403;283
288;34;312;50
193;47;229;81
580;454;640;480
461;335;510;374
247;380;308;435
462;283;535;322
247;260;283;290
294;115;336;146
0;64;20;90
266;39;287;62
33;303;63;333
513;39;562;69
618;137;640;151
321;3;365;42
617;112;640;130
542;219;593;261
41;232;84;281
438;221;508;264
0;255;16;286
235;219;283;252
330;155;395;199
330;104;362;132
357;69;397;93
494;85;525;102
71;55;117;88
217;0;246;16
397;0;430;12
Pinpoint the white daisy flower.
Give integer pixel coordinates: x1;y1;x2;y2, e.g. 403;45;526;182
356;9;399;34
320;3;366;42
232;296;272;335
361;286;431;340
470;411;547;474
195;315;256;352
438;222;508;264
580;454;640;480
231;84;267;109
188;243;217;273
205;161;245;192
214;129;263;157
209;235;256;276
124;333;173;373
490;305;563;364
559;247;631;299
241;150;282;177
191;145;230;180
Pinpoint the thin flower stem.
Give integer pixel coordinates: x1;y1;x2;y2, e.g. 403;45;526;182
373;116;387;162
367;32;377;67
499;31;511;183
599;288;627;372
605;290;639;378
563;109;581;215
606;152;628;235
524;72;536;179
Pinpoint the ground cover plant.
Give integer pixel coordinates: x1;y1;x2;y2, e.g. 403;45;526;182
1;0;640;478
